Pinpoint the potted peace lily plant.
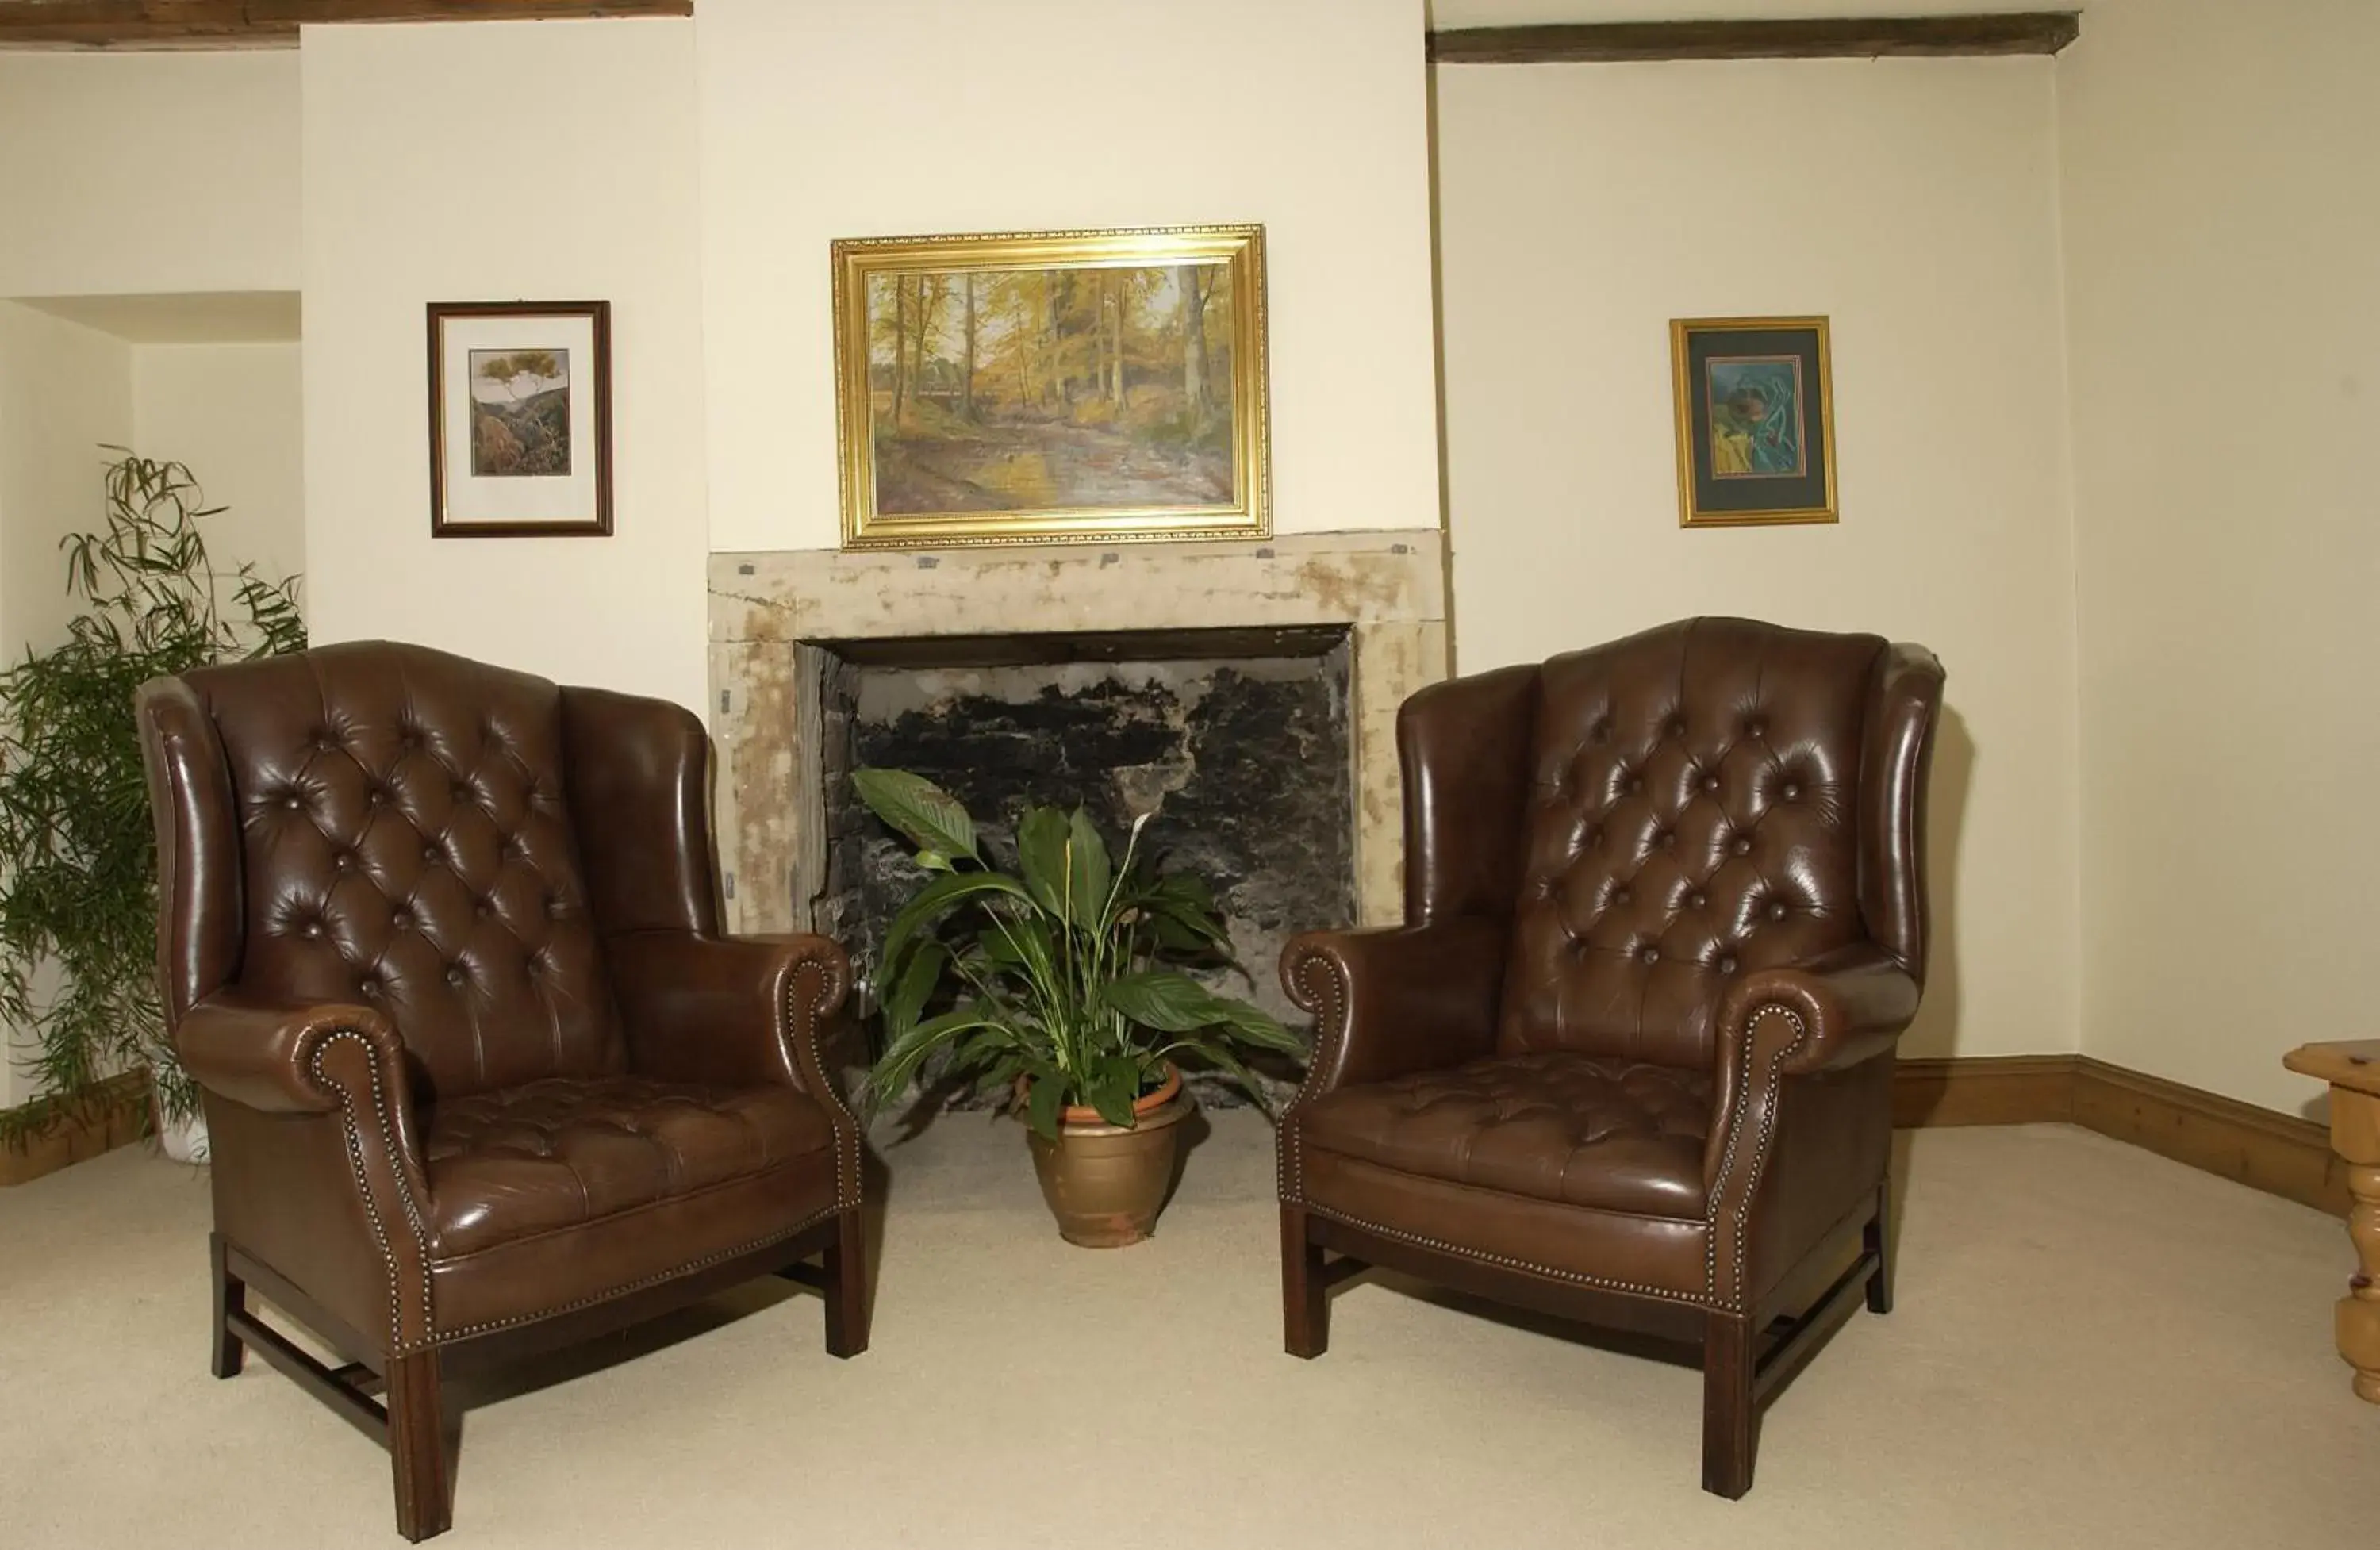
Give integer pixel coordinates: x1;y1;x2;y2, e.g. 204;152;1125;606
852;768;1300;1246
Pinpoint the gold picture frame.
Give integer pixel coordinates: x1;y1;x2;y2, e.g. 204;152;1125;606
831;224;1271;550
1669;315;1838;528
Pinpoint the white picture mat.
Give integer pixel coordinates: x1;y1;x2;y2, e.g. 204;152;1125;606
436;311;601;526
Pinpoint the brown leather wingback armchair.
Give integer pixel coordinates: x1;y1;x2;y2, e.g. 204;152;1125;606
1277;617;1942;1498
136;642;867;1541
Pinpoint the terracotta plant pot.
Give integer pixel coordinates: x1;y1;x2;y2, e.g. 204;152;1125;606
1022;1065;1190;1248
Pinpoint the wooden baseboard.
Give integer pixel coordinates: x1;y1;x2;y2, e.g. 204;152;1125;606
0;1072;151;1187
1893;1054;2347;1217
1893;1054;2078;1129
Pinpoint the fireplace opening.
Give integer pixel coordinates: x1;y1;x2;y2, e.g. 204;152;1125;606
800;625;1356;1107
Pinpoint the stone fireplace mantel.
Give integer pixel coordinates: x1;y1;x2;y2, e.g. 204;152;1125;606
706;530;1449;937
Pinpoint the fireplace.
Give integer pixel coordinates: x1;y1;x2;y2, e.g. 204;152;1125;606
706;532;1452;1043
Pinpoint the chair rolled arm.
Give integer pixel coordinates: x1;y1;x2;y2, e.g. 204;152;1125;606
1280;918;1508;1100
607;930;854;1106
176;990;410;1117
1715;945;1920;1084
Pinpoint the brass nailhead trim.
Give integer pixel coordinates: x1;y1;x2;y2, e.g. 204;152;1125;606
1303;1202;1707;1308
1703;1003;1808;1310
313;1030;436;1355
429;1206;837;1344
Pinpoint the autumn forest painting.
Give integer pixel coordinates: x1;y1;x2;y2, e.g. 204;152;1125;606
864;263;1237;516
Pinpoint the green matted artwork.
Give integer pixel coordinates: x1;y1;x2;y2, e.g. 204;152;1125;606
1669;316;1837;528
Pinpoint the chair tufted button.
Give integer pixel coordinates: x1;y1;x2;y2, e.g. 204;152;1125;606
1625;775;1645;796
301;922;322;939
281;794;301;811
1702;775;1720;793
1665;716;1687;738
333;851;355;873
367;789;385;808
1768;900;1789;920
1586;826;1605;850
1687;890;1707;908
1718;954;1738;973
390;908;413;929
1611;887;1631;905
1639;946;1660;965
1733;836;1752;856
359;978;381;998
423;845;442;865
1656;829;1676;849
1782;782;1802;801
444;966;466;987
474;898;494;918
1744;717;1767;738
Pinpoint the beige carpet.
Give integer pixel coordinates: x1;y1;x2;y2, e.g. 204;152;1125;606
0;1113;2366;1548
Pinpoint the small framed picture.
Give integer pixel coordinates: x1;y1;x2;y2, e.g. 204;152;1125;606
427;301;612;537
1669;316;1837;528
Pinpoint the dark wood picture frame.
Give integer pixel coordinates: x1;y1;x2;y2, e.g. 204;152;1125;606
427;300;614;539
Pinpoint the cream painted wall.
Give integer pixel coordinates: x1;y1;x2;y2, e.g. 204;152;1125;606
132;344;306;598
0;52;300;297
696;0;1442;552
0;302;134;1108
2062;0;2378;1114
300;20;710;714
1434;59;2079;1062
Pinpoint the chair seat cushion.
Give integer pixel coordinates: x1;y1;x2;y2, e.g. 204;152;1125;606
1297;1051;1714;1218
423;1076;835;1257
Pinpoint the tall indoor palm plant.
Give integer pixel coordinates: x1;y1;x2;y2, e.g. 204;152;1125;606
0;451;305;1150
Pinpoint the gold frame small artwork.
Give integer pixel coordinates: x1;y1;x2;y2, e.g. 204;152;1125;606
1669;315;1838;528
831;224;1271;551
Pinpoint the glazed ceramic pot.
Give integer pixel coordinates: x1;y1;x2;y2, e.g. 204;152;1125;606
1023;1065;1189;1248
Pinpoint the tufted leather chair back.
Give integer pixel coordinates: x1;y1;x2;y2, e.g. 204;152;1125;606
168;641;624;1101
1500;618;1902;1069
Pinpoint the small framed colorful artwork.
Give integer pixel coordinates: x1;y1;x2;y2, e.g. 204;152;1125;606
1668;316;1837;528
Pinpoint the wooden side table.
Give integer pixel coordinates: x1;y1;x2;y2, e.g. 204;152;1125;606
2282;1039;2380;1402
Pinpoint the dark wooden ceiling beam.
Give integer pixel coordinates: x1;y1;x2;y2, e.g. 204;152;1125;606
1428;12;2081;65
0;2;691;51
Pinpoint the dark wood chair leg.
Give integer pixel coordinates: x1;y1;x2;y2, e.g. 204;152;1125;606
209;1233;245;1379
1701;1310;1756;1499
386;1352;453;1543
823;1207;871;1359
1865;1176;1894;1315
1282;1205;1330;1359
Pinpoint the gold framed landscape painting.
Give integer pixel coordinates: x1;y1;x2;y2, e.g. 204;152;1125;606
1669;316;1837;528
831;224;1270;550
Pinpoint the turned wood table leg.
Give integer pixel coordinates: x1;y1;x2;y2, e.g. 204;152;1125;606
2331;1090;2380;1404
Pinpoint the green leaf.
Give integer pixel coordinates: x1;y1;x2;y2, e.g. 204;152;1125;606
881;870;1037;971
1167;1035;1273;1114
1026;1072;1065;1140
1210;996;1303;1056
851;768;979;861
1090;1057;1142;1128
1015;804;1070;916
882;941;946;1035
867;1002;1000;1105
1098;968;1226;1033
1065;808;1111;928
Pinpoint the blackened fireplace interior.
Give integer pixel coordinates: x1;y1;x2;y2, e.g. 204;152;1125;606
797;625;1356;1108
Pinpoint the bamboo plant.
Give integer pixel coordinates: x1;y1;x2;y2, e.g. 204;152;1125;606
0;451;305;1145
851;768;1301;1136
